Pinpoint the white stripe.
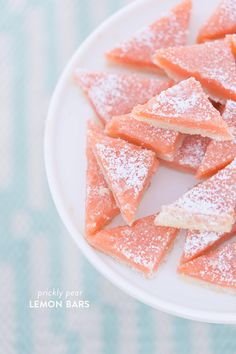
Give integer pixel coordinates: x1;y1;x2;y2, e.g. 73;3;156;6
191;321;212;354
26;8;49;210
0;34;13;188
62;232;83;294
119;297;138;354
8;0;27;13
62;231;85;329
55;0;77;70
63;234;103;354
73;308;103;354
102;277;138;354
30;236;66;354
90;0;109;29
0;264;16;354
11;210;31;238
34;333;66;354
154;312;174;354
29;235;50;294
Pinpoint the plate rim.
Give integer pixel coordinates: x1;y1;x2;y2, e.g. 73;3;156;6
44;0;236;324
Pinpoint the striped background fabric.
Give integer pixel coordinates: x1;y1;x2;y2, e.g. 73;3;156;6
1;0;236;353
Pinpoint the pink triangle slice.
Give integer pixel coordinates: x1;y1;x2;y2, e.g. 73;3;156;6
164;135;210;173
231;34;236;56
85;121;119;236
155;158;236;233
197;0;236;43
74;70;173;125
132;77;232;141
92;135;158;225
178;239;236;292
105;113;182;159
153;40;236;103
197;100;236;179
106;0;192;70
87;215;179;276
181;222;236;264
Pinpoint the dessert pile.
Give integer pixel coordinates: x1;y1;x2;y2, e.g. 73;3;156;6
74;0;236;291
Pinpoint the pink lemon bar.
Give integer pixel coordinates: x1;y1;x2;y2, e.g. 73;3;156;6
165;135;210;173
74;70;173;125
105;113;182;159
178;240;236;292
106;0;192;70
180;222;236;264
197;100;236;179
155;158;236;233
87;215;179;276
85;121;119;236
153;40;236;103
131;78;232;141
197;0;236;43
224;34;236;55
92;135;158;225
231;34;236;56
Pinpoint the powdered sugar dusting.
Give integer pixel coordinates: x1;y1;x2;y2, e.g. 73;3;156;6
105;114;180;154
76;71;171;123
135;78;223;126
155;82;200;115
156;41;236;95
180;241;236;288
199;0;236;40
108;0;191;65
184;230;225;260
85;123;119;235
173;135;210;170
91;215;178;275
117;220;177;272
94;140;155;197
93;136;157;223
216;0;236;24
197;100;236;176
119;11;186;54
172;158;236;216
222;100;236;134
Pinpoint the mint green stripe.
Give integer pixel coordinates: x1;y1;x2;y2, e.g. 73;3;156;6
173;317;192;354
102;304;119;354
210;324;236;354
66;332;80;353
42;0;66;336
107;0;124;14
13;241;33;354
43;1;59;92
76;0;91;42
82;257;102;304
11;18;29;199
137;304;156;354
9;11;33;354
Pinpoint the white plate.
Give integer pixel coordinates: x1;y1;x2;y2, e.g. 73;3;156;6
44;0;236;323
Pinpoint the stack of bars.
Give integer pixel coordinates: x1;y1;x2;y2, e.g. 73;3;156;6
74;0;236;291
